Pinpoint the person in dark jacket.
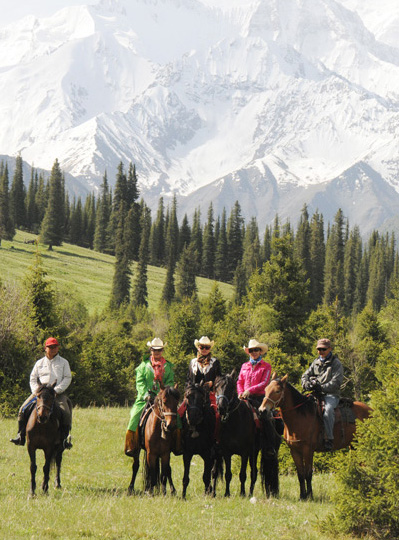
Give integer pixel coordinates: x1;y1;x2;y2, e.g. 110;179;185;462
301;338;344;451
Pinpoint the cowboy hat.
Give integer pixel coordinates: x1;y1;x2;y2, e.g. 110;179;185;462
243;339;268;355
146;337;167;350
194;336;215;350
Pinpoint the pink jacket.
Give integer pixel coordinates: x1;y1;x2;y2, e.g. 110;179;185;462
237;359;272;396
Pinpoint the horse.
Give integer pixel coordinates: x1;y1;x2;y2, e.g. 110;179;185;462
128;384;180;495
26;382;64;496
181;382;216;498
212;371;267;497
259;373;372;500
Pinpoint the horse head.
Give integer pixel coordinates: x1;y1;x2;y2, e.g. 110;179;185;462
184;382;209;427
214;371;237;419
259;373;287;413
35;381;57;424
156;384;180;432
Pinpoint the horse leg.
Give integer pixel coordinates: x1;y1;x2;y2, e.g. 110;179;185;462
128;449;140;495
29;448;37;497
164;453;176;496
182;452;192;499
54;448;63;489
290;448;308;500
42;449;52;493
202;451;213;495
146;452;158;494
303;446;314;500
224;454;232;497
249;449;258;497
239;454;248;497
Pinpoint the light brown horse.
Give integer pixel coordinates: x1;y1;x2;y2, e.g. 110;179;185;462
26;382;64;496
259;373;371;500
128;384;180;495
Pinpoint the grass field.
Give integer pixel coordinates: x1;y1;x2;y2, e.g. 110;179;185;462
0;408;372;540
0;231;233;315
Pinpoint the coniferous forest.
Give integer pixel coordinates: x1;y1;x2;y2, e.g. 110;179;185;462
1;157;399;537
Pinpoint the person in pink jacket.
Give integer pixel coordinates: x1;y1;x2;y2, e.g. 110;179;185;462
237;338;277;455
237;339;271;408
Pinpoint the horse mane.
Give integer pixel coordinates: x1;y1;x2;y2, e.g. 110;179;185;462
161;385;180;402
285;382;316;416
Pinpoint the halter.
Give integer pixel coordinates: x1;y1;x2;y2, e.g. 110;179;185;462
216;392;240;422
153;393;177;439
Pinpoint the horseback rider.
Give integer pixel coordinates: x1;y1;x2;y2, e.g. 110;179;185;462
124;337;182;457
237;339;277;455
301;338;344;451
10;337;73;449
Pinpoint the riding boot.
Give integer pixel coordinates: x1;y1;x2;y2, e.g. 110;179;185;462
172;428;183;456
124;429;138;457
10;420;26;446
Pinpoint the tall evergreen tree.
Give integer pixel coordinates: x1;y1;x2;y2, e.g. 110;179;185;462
26;169;38;232
149;197;165;265
202;203;215;279
262;225;272;263
309;211;325;309
69;197;83;245
82;193;96;249
242;217;262;281
190;207;202;267
93;171;111;253
35;174;47;226
295;204;311;280
107;162;128;252
161;196;179;304
110;202;131;308
132;202;151;307
40;159;65;248
227;201;244;280
176;243;198;300
178;213;191;255
0;163;15;241
214;208;228;281
343;226;362;314
323;209;345;305
10;155;26;229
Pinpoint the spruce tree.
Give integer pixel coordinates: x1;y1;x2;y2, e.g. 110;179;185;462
110;202;131;308
82;193;96;249
69;197;83;245
107;162;128;252
161;195;179;304
242;217;262;281
40;160;65;248
202;203;215;279
178;213;191;255
227;201;244;280
26;169;38;233
93;171;111;253
343;226;362;314
35;174;47;225
149;197;165;265
10;155;26;229
214;208;228;281
190;207;202;267
132;203;151;307
295;204;311;281
0;163;15;241
176;243;198;300
323;209;345;305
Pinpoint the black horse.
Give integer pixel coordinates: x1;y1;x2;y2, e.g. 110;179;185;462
213;371;281;497
26;382;65;496
181;382;216;498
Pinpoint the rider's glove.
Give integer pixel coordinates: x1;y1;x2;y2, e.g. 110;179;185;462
241;389;251;399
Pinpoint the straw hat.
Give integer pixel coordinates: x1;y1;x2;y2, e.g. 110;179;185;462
243;339;268;355
147;337;167;350
194;336;215;350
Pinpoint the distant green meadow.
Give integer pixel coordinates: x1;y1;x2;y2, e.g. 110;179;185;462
0;231;233;314
0;408;371;540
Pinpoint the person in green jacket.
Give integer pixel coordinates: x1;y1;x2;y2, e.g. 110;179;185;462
124;338;182;456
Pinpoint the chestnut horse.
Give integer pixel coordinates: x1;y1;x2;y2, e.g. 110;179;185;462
259;373;371;500
26;382;65;496
128;384;180;495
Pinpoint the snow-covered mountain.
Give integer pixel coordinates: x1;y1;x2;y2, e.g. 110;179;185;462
1;0;399;234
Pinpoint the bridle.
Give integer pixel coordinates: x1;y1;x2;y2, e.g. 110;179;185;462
215;382;240;422
153;392;177;439
36;391;55;419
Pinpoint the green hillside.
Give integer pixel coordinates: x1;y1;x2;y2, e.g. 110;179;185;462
0;231;234;314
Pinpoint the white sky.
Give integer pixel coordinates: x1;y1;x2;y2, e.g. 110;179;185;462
0;0;98;27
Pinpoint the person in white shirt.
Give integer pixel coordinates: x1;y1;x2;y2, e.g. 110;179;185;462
10;337;73;449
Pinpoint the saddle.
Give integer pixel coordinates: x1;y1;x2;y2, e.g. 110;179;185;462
315;395;357;424
243;399;262;430
138;399;154;449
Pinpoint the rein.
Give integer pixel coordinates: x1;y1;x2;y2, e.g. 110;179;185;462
152;396;177;439
216;393;241;422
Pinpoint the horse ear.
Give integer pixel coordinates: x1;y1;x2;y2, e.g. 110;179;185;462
281;374;288;384
174;383;179;390
272;372;277;380
230;368;237;380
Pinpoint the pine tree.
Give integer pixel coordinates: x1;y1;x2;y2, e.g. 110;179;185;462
343;226;362;314
214;208;228;281
201;282;227;325
132;203;151;307
227;201;244;280
295;204;311;280
323;209;345;305
176;243;198;300
161;196;179;304
190;208;202;267
69;197;83;245
242;217;262;281
35;174;47;226
40;160;65;248
26;169;38;233
10;155;26;229
178;213;191;255
262;225;272;263
309;211;325;309
82;193;96;249
366;237;387;311
0;162;15;241
94;171;111;253
202;203;215;279
107;162;128;252
110;202;131;309
149;197;165;265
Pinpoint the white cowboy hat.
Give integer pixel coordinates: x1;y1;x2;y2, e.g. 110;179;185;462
147;337;167;350
194;336;215;350
243;339;268;355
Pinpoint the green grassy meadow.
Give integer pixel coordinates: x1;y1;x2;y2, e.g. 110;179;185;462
0;408;372;540
0;231;233;314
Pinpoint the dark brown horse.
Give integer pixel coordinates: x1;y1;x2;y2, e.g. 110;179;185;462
26;382;64;496
259;373;372;500
212;372;258;497
181;382;216;498
128;384;180;495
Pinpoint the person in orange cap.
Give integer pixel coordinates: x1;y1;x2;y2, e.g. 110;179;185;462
10;337;73;449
